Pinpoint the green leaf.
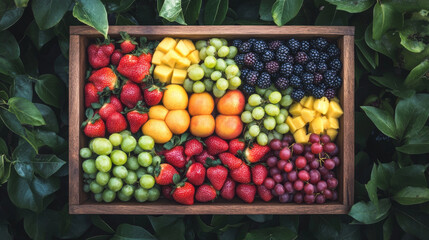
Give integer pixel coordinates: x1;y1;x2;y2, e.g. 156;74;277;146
73;0;109;39
349;199;391;224
259;0;274;21
91;215;115;234
394;93;429;139
13;141;36;179
315;4;351;26
0;138;8;155
0;154;12;185
0;108;38;152
375;161;396;191
366;166;379;209
325;0;374;13
271;0;303;26
159;0;186;24
34;103;59;133
7;170;47;212
35;74;66;108
393;187;429;205
390;165;428;193
25;21;55;50
383;215;394;240
32;155;65;179
386;0;429;13
0;0;24;31
0;223;12;240
112;224;156;240
8;97;46;126
0;30;19;59
399;20;429;53
372;3;403;40
309;215;341;240
404;59;429;89
104;0;135;13
33;130;66;153
361;106;397;139
149;215;181;233
365;25;400;61
247;215;273;223
395;207;429;239
23;210;60;240
32;0;72;30
397;126;429;154
183;0;202;25
0;56;25;76
14;0;29;7
356;38;378;69
244;227;297;240
155;219;185;240
204;0;229;25
279;215;299;234
13;75;33;101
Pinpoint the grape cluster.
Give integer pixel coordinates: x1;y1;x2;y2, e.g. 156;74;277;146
262;133;340;203
183;38;240;97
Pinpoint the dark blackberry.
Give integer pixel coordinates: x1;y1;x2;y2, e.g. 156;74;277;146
265;61;279;75
275;77;289;90
271;72;280;78
308;49;320;62
268;40;283;51
324;70;336;83
291;89;305;101
312;87;325;99
232;39;243;48
326;76;342;89
324;88;336;99
289;75;302;88
248;38;257;45
257;72;271;89
319;52;329;62
329;58;342;71
327;44;340;58
241;68;250;78
313;72;323;84
246;70;259;86
235;54;245;66
276;45;290;62
306;61;317;73
253;40;268;54
280;63;293;77
253;61;264;71
317;62;328;73
241;84;255;95
302;73;314;85
293;64;304;76
285;55;294;64
318;82;327;91
239;42;252;53
244;52;257;67
304;83;315;94
261;50;275;62
287;38;301;53
301;40;310;52
314;37;329;50
295;51;308;64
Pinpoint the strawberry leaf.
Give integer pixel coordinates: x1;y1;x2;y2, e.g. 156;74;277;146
173;173;181;185
85;108;94;119
91;102;102;109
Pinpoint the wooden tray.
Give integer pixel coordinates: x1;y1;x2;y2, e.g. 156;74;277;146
69;26;354;214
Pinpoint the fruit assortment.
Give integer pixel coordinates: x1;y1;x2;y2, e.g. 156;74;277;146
81;33;345;205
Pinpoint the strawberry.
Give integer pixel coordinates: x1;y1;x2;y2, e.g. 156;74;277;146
186;162;205;186
220;178;236;200
257;185;273;202
127;110;148;133
184;139;203;160
88;67;118;92
172;182;195;205
229;138;245;155
142;84;164;106
111;49;123;66
87;41;115;69
155;163;178;185
83;118;105;138
106;112;127;133
195;150;214;165
118;32;138;54
164;146;186;168
117;54;151;83
205;136;228;156
99;102;118;121
230;163;251;183
218;152;243;170
206;165;228;190
120;81;143;109
162;185;173;200
244;144;271;163
139;52;152;63
84;83;99;108
251;164;268;185
236;184;256;203
109;96;123;112
195;184;217;202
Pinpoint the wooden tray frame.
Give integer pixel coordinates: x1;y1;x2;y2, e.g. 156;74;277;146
69;26;354;214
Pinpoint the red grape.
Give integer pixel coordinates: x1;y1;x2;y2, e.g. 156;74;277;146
263;177;275;189
304;144;312;153
316;181;327;192
315;194;326;204
284;162;293;173
304;183;315;195
304;165;310;172
319;166;329;176
332;156;340;166
304;152;315;161
275;183;285;195
279;193;290;203
293;180;304;191
294;193;303;203
266;156;278;168
327;178;338;189
279;148;291;160
282;134;293;143
309;169;321;184
330;146;339;156
273;173;283;183
324;159;335;170
309;133;320;143
292;143;304;155
323;189;333;199
284;182;294;193
295;156;307;169
323;142;336;153
304;194;315;204
323;171;335;180
269;139;282;151
309;160;320;169
320;134;331;144
311;143;323;154
281;141;289;148
332;190;338;201
277;160;287;170
271;189;278;197
298;170;310;181
270;167;280;176
287;170;297;182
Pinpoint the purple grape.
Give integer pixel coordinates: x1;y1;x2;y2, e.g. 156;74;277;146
327;178;338;189
284;182;294;193
309;160;320;169
264;177;275;189
279;193;290;203
270;167;280;176
266;156;278;168
304;194;315;204
273;173;283;183
294;193;303;203
293;180;304;191
287;170;298;182
304;183;315;195
275;183;285;195
309;169;321;184
316;181;327;192
315;194;326;204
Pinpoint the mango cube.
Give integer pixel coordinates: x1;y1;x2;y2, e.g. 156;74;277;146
293;128;309;144
171;69;187;84
152;51;164;65
292;116;306;130
326;129;338;141
153;65;173;83
299;96;308;106
157;37;177;53
183;39;196;51
303;96;315;109
301;108;316;123
329;117;339;129
175;40;192;57
188;50;200;64
310;117;324;134
161;50;181;68
326;101;344;118
175;57;191;69
289;103;303;116
322;116;329;130
313;97;330;114
286;116;298;133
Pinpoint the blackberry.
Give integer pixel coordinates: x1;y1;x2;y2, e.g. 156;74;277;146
318;82;327;91
313;72;323;84
276;45;290;62
295;51;308;64
265;61;279;75
324;88;336;99
285;55;294;64
239;42;252;53
317;62;328;73
302;73;314;85
275;77;289;90
257;72;271;89
253;61;264;71
327;44;340;58
287;38;301;53
326;76;342;89
246;70;259;86
242;84;255;95
248;38;257;45
241;68;250;78
232;39;243;48
289;75;302;88
329;58;342;71
244;52;257;67
304;83;315;94
268;40;283;51
314;37;329;50
312;87;325;99
319;52;329;62
301;40;310;52
291;89;305;101
261;50;275;62
324;70;336;83
253;40;268;53
293;64;304;76
234;54;245;66
271;72;280;78
306;61;317;73
280;63;293;77
308;49;320;62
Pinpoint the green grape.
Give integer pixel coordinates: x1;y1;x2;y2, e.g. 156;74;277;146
257;132;269;146
82;159;97;174
135;188;149;202
273;131;283;140
217;46;230;58
133;145;144;155
113;165;128;179
148;188;160;201
204;79;214;92
264;90;273;99
187;64;200;72
80;147;92;158
284;87;293;95
83;184;90;193
280;95;293;107
227;46;238;58
193;81;205;93
255;86;267;95
136;168;146;179
249;125;260;137
201;63;214;78
119;130;131;139
121;136;136;153
125;171;137;185
195;40;207;50
138;152;152;167
215;59;227;71
118;191;132;202
96;172;110;186
109;133;122;147
245;103;254;111
121;185;135;197
108;177;123;192
263;117;276;130
268;85;276;91
89;173;96;179
206;46;217;56
216;78;229;91
204;55;217;68
241;111;253;123
90;181;103;194
276;123;290;134
248;94;262;106
199;47;207;60
102;189;116;203
229;76;241;87
225;59;236;66
212;85;226;98
228;84;238;90
269;91;282;104
264;104;280;116
244;131;252;140
252;107;265;120
152;156;161;166
188;66;204;81
183;78;194;93
267;132;275;143
276;113;286;124
220;38;228;46
211;71;222;81
225;65;239;77
209;38;223;50
94;193;103;202
280;109;289;118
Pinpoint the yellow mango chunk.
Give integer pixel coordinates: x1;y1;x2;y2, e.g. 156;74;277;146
299;96;308;106
292;116;306;130
293;128;308;144
326;129;338;141
322;116;329;130
183;39;196;51
175;57;191;69
303;96;315;109
175;40;192;57
315;112;322;118
329;117;339;129
313;97;330;114
157;37;177;53
289;103;303;116
326;101;344;118
286;116;298;133
187;50;200;64
310;117;324;134
171;69;187;84
153;65;173;83
161;50;180;68
152;51;164;65
301;108;316;123
148;105;169;120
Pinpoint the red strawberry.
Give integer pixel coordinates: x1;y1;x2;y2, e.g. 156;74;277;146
142;84;164;106
99;103;118;121
230;163;251;183
83;118;105;138
195;184;217;202
88;67;118;92
184;139;203;160
195;150;214;165
155;163;178;185
164;146;186;168
109;96;123;112
220;178;236;200
127;110;148;133
162;185;173;200
186;162;206;186
257;185;273;202
140;52;152;63
229;138;245;155
205;136;228;156
172;182;195;205
87;41;115;69
106;112;127;133
251;164;268;185
111;49;123;66
84;83;99;108
120;81;143;108
117;54;151;83
206;165;228;190
118;32;137;53
218;152;243;170
236;184;256;203
244;144;271;163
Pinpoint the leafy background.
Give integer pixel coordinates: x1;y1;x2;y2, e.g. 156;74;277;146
0;0;429;239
